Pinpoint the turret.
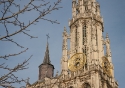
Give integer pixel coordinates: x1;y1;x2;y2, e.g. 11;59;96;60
39;37;54;80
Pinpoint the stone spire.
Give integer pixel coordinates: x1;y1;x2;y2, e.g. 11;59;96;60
61;27;68;76
39;34;54;80
43;42;51;64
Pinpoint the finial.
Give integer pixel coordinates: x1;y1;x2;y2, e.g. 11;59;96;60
27;77;30;83
106;33;109;38
64;26;67;32
26;77;30;85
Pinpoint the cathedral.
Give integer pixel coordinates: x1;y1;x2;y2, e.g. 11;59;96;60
26;0;119;88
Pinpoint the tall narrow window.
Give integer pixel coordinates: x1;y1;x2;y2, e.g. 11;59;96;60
83;25;87;69
83;46;87;69
96;28;98;45
85;46;87;55
83;25;87;45
83;46;87;56
75;27;77;46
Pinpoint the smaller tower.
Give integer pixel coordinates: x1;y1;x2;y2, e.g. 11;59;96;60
61;27;68;76
39;35;54;80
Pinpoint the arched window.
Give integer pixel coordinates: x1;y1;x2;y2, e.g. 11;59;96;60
96;28;98;45
83;25;87;45
75;27;77;46
82;25;87;56
82;83;91;88
83;46;87;55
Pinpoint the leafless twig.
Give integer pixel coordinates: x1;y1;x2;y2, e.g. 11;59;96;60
0;0;62;87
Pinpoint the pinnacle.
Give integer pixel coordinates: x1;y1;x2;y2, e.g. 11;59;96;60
106;33;109;38
64;26;67;32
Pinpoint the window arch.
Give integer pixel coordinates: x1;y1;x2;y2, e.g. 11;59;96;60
75;27;78;46
82;25;87;56
82;25;87;45
82;83;91;88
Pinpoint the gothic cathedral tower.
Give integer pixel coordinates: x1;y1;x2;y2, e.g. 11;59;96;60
61;0;118;88
26;0;118;88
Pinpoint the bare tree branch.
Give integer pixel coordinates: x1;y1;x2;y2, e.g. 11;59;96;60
0;55;32;85
0;0;62;40
0;0;62;87
0;48;28;60
22;31;38;39
1;38;25;48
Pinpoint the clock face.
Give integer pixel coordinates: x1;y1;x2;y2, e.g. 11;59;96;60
68;53;86;72
102;56;112;77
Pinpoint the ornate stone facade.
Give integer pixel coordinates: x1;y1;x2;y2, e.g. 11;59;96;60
26;0;118;88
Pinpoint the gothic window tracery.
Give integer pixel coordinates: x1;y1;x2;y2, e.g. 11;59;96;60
82;25;87;55
83;25;87;45
96;28;98;45
75;27;78;47
82;25;87;69
83;46;87;69
83;46;87;56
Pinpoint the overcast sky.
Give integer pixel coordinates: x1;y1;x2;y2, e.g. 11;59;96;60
0;0;125;88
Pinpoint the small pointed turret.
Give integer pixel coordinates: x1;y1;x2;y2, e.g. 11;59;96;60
64;26;67;32
105;33;111;57
106;33;109;39
39;35;54;80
